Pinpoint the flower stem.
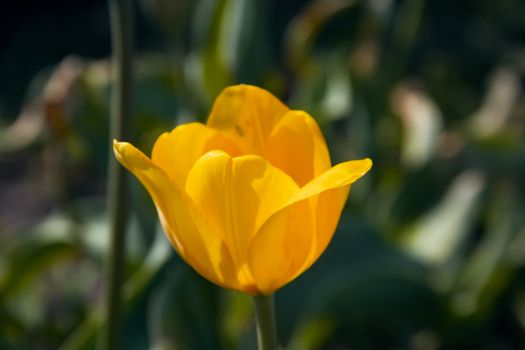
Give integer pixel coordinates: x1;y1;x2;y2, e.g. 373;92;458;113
253;294;278;350
101;0;133;349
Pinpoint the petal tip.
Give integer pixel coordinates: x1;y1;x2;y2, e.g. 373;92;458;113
362;158;373;173
113;141;152;170
202;149;232;160
347;157;372;180
112;140;127;156
218;84;279;103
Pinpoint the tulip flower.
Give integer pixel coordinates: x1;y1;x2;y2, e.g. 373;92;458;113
113;85;371;295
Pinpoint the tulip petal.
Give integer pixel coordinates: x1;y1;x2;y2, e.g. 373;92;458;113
294;158;372;273
151;122;241;186
248;158;372;293
265;110;331;186
247;198;315;294
305;186;350;270
207;85;289;154
113;141;242;291
185;150;299;290
291;158;372;204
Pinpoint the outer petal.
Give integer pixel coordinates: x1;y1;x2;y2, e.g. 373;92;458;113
185;151;299;292
248;158;372;293
113;141;242;291
305;186;350;271
247;199;315;294
290;158;372;204
265;110;331;186
151;122;241;186
206;85;289;154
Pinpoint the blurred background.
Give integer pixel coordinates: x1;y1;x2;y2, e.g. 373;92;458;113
1;0;525;349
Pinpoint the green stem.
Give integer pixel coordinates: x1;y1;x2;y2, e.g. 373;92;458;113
253;294;278;350
100;0;133;349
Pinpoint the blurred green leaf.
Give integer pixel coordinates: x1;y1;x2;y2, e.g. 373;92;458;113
403;171;485;270
147;264;221;350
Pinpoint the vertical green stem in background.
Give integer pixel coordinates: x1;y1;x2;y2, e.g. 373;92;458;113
253;294;278;350
101;0;133;349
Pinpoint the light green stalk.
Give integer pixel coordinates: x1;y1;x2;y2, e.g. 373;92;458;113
100;0;133;349
253;294;278;350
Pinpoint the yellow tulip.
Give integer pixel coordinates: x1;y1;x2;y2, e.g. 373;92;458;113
113;85;372;295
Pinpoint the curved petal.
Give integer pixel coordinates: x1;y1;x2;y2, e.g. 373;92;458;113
113;141;243;291
185;151;299;291
151;122;241;186
291;158;372;205
305;186;350;271
265;110;331;186
248;198;315;294
293;158;372;275
207;85;289;154
248;158;372;292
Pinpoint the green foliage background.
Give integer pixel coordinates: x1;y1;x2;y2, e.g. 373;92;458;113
1;0;525;349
